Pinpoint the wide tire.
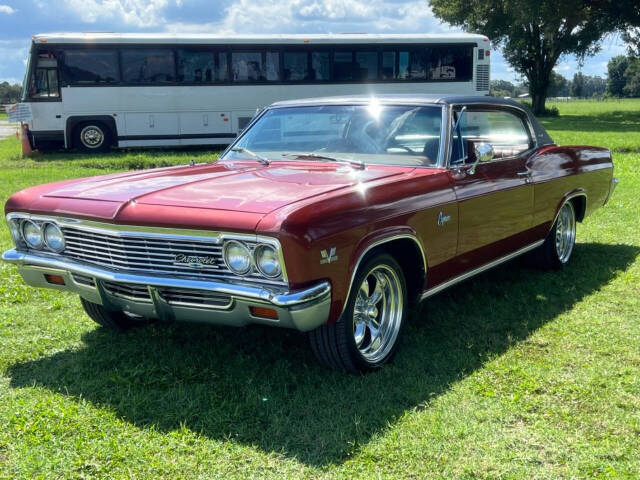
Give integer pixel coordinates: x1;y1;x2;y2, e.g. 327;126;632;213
309;253;408;374
535;201;577;270
80;297;148;331
74;121;111;153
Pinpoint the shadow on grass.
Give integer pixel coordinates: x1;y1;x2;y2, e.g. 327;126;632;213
540;110;640;133
25;146;224;170
7;243;639;466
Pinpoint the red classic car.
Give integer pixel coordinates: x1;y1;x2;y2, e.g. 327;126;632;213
3;95;618;374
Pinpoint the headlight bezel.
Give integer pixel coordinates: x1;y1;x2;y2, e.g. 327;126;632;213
8;217;23;247
222;239;253;275
21;219;44;249
7;215;66;253
43;222;66;253
254;244;282;278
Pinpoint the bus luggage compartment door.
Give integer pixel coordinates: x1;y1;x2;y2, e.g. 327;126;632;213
179;111;232;145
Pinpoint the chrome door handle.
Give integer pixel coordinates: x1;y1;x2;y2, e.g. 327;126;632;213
517;170;532;176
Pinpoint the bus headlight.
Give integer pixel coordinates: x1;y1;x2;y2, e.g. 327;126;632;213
43;222;65;252
223;240;252;275
22;220;43;249
254;244;281;278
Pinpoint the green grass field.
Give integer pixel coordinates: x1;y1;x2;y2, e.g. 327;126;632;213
0;100;638;479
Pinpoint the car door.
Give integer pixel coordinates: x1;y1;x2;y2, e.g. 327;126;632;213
448;105;537;271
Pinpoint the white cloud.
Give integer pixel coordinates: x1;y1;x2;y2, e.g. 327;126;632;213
166;0;446;35
0;4;15;14
59;0;172;27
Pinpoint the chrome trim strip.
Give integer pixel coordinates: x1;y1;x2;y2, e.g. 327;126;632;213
340;233;427;317
1;248;327;308
6;212;289;283
420;240;544;300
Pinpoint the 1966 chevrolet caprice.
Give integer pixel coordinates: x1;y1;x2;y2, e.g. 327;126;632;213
3;95;618;373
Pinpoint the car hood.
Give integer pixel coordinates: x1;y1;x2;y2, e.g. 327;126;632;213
39;161;407;216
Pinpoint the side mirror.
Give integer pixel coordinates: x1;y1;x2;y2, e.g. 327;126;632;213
469;142;494;174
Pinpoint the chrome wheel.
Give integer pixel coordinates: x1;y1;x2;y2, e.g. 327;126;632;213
80;125;105;149
352;264;403;363
555;202;576;263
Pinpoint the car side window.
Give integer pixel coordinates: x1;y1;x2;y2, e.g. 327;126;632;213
451;108;533;164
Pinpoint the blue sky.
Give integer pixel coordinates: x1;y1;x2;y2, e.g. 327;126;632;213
0;0;627;85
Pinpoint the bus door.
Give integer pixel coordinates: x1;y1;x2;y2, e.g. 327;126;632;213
26;50;64;136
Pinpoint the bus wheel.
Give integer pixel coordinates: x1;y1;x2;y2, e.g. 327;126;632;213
74;121;111;153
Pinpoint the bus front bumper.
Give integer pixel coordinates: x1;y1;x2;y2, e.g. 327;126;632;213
2;249;331;332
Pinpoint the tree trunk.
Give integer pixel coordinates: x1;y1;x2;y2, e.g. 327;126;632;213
531;92;547;115
529;77;550;115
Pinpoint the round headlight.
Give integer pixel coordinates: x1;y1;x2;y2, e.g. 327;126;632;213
43;222;65;252
22;220;43;249
223;240;252;275
255;244;281;278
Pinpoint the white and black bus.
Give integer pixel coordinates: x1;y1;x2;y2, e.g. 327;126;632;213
17;33;491;151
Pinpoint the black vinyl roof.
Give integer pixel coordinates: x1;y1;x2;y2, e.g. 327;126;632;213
270;94;554;146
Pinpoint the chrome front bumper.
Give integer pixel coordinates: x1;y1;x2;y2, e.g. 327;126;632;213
2;249;331;331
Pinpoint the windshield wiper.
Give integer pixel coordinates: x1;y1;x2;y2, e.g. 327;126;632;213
230;147;270;165
282;152;365;170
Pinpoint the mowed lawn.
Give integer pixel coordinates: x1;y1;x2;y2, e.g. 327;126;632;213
0;100;638;479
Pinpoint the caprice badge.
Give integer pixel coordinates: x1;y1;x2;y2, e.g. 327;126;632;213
173;253;218;269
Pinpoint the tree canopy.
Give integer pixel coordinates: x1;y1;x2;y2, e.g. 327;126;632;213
0;82;22;105
429;0;640;114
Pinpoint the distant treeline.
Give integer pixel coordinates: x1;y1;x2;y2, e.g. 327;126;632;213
491;54;640;99
0;82;22;105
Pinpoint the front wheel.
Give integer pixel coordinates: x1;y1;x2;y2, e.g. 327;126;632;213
535;200;577;269
74;122;111;153
80;297;149;331
308;253;407;374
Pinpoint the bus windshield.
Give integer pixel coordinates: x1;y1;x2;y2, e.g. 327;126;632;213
224;104;443;167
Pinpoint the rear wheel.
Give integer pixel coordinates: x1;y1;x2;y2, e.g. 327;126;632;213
74;121;111;153
80;297;148;331
535;201;577;269
308;253;407;374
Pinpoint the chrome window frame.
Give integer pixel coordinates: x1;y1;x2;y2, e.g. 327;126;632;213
221;103;449;168
445;102;539;168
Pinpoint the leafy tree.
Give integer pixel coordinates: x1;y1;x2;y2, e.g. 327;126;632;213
584;75;606;97
0;82;22;105
607;56;631;96
429;0;640;114
570;72;586;97
490;79;516;97
622;27;640;57
548;71;570;97
623;59;640;97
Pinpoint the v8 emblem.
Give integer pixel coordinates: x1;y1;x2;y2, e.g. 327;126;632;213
320;247;338;264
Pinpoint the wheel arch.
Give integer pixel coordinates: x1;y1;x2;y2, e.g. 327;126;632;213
550;190;586;234
341;231;427;317
66;116;117;149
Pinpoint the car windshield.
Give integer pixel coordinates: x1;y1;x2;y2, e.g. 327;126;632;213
222;104;443;167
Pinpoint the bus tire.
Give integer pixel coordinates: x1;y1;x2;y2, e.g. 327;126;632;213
74;121;112;153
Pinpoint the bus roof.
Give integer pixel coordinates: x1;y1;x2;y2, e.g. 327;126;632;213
32;32;489;46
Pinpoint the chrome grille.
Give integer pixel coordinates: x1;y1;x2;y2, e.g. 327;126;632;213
60;226;284;285
103;281;151;302
476;64;490;91
158;287;232;309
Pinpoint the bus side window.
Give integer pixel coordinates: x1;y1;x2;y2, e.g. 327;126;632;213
121;49;176;84
30;68;60;99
